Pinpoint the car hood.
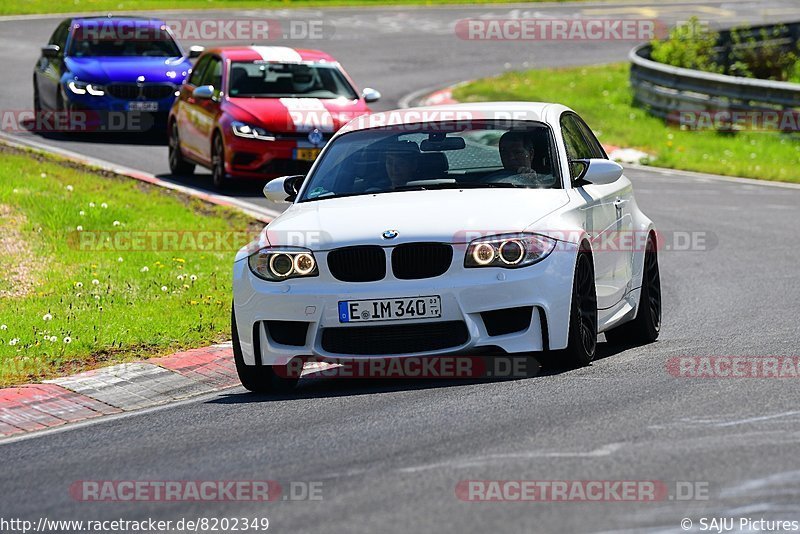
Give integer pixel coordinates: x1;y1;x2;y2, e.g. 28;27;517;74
65;56;191;85
226;97;369;134
255;188;570;253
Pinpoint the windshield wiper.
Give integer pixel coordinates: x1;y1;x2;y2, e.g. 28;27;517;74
391;185;429;192
427;182;526;189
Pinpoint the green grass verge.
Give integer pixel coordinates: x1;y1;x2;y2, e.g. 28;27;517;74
0;145;260;386
453;63;800;183
0;0;584;16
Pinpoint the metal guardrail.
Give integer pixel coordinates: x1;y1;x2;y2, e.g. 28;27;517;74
629;22;800;122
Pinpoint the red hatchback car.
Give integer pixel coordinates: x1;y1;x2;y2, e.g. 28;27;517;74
167;46;379;188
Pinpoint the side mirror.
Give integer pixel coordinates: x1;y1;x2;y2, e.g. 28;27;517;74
41;44;60;58
192;85;215;100
572;158;623;186
264;175;305;203
188;45;204;59
361;87;381;103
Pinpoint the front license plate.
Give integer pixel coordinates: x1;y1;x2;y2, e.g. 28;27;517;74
127;101;158;111
339;296;441;323
294;148;321;161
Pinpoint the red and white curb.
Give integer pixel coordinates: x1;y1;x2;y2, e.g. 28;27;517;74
0;344;237;438
0;344;340;439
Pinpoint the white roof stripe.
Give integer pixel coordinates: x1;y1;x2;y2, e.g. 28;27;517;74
250;46;303;62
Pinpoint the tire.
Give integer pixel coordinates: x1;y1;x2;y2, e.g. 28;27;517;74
33;79;41;113
604;235;661;345
554;251;598;368
231;305;300;394
211;134;227;189
168;121;195;176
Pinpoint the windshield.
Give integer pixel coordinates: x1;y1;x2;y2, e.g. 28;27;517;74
229;61;358;99
69;27;181;57
298;120;560;202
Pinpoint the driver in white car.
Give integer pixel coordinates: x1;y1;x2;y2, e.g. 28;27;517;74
384;141;420;188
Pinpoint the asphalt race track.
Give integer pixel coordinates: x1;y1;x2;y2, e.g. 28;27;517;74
2;1;800;532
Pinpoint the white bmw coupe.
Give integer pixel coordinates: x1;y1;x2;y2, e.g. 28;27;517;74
232;102;661;392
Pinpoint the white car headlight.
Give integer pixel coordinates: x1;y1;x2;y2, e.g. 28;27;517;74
232;121;276;141
464;233;556;269
67;81;105;96
248;247;318;281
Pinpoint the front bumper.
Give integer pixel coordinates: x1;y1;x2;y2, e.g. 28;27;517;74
224;134;324;179
232;242;579;366
62;95;173;134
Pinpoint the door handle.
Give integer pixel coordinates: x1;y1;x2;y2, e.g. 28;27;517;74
614;198;629;209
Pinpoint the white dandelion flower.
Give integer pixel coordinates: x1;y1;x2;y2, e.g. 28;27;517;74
76;225;83;232
113;220;121;227
79;210;85;216
101;202;108;209
0;324;7;330
161;286;168;292
43;313;53;321
89;202;96;208
66;185;74;191
117;257;124;263
140;266;149;273
9;338;19;346
91;279;99;285
63;337;72;344
190;275;197;281
75;282;83;288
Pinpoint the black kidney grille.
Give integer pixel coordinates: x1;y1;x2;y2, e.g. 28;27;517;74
107;83;176;100
143;84;176;99
321;321;469;355
107;84;138;99
327;246;386;282
391;242;453;280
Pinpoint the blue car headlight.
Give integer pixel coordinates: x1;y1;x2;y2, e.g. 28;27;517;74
464;233;556;269
67;80;105;97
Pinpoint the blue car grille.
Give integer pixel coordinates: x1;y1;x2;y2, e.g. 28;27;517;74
106;83;176;101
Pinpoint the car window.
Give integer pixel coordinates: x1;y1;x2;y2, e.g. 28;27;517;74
187;55;209;86
49;20;71;51
228;61;358;99
200;56;223;96
574;115;607;159
560;114;594;179
298;120;561;202
68;24;181;58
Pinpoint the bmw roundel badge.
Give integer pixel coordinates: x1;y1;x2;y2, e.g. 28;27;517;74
382;229;399;240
